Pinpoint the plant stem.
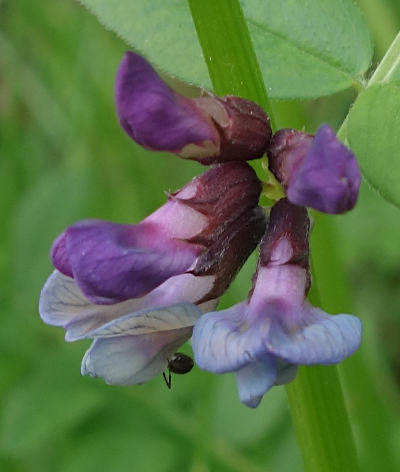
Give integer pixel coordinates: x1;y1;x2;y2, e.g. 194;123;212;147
187;0;275;128
309;213;397;472
188;1;360;471
368;31;400;85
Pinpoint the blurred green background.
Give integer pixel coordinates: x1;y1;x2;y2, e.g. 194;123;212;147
1;1;400;471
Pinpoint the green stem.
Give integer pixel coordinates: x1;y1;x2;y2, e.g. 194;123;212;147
188;2;360;471
326;31;400;472
286;366;358;472
187;0;275;128
309;214;397;472
337;31;400;143
368;31;400;85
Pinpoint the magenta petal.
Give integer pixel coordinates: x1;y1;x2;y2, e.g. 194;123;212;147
63;220;201;304
115;52;216;152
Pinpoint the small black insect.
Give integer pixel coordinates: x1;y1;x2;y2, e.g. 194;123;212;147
163;352;194;389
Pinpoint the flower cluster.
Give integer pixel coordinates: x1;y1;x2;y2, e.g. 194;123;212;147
39;52;362;407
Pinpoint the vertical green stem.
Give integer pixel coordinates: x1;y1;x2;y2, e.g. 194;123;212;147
188;1;360;472
367;31;400;85
187;0;275;127
309;213;397;472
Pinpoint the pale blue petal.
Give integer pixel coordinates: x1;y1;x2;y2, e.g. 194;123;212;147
266;305;362;365
81;327;192;385
236;355;277;408
192;302;267;373
81;303;202;338
39;271;146;341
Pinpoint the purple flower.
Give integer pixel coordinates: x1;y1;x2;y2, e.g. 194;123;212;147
39;162;266;386
268;124;361;214
50;162;264;305
192;199;362;408
116;52;271;164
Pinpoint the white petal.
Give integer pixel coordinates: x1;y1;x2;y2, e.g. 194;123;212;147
39;271;147;341
81;327;192;385
39;271;206;342
82;303;202;338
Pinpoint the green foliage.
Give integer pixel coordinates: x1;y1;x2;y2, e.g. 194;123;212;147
242;0;373;98
78;0;373;98
347;84;400;209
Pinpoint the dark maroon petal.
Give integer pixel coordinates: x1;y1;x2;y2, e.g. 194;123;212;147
115;52;217;153
259;199;310;268
194;95;272;164
161;161;266;300
51;232;72;277
175;162;263;242
64;220;201;304
288;124;361;214
193;206;266;303
268;129;313;185
183;163;266;302
255;198;311;296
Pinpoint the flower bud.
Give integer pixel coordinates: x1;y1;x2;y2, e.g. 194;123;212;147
268;124;361;214
115;52;271;164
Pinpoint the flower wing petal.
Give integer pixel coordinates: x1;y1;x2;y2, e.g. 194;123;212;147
266;304;362;365
39;270;147;341
192;302;266;373
81;327;192;385
82;303;202;338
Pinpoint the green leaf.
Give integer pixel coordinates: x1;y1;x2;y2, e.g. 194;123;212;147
78;0;373;99
0;350;105;455
78;0;207;84
347;83;400;209
243;0;373;98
